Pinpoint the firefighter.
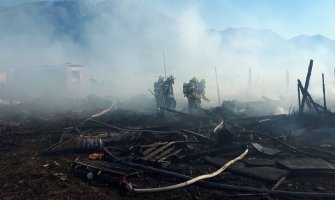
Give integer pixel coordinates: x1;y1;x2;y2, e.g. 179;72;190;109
161;75;176;110
183;77;210;113
153;76;165;113
183;77;200;113
197;79;210;102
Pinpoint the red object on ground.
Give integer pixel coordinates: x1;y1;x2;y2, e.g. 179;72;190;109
88;153;104;160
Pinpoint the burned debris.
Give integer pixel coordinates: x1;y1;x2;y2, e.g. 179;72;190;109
2;60;335;200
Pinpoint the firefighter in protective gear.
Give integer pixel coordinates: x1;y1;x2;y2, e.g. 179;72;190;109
161;75;176;110
154;76;165;113
183;77;209;113
183;77;200;112
197;79;210;102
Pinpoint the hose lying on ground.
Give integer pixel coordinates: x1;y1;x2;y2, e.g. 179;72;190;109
78;105;114;126
213;120;224;133
198;108;225;133
102;144;335;198
91;105;114;118
125;149;248;194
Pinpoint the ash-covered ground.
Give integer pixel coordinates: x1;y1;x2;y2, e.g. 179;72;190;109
2;96;335;200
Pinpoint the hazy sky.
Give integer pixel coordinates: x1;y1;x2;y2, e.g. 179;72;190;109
1;0;334;106
149;0;335;39
1;0;334;38
0;0;55;5
0;0;104;6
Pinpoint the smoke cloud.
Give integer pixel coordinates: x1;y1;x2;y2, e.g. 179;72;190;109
0;0;334;112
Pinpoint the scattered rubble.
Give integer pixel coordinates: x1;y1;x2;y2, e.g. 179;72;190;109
2;100;335;200
2;60;335;199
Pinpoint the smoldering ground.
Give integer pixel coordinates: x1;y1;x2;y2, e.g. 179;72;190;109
0;0;334;113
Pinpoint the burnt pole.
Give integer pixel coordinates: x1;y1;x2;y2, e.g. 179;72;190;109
163;50;166;78
322;73;327;114
215;67;221;106
286;69;289;94
298;80;301;114
300;59;313;112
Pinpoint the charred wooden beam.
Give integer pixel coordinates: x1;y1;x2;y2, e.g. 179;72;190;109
298;80;301;114
298;79;313;112
176;144;245;162
102;145;335;198
298;79;323;113
300;59;313;112
181;129;215;143
142;142;175;161
73;160;140;177
322;73;327;114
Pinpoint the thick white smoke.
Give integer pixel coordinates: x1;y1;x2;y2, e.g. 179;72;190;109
0;0;334;111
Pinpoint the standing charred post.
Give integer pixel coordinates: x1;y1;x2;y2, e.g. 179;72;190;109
322;73;327;114
215;67;221;106
300;59;313;113
286;69;289;94
163;50;166;79
248;67;252;89
298;80;301;114
298;79;322;113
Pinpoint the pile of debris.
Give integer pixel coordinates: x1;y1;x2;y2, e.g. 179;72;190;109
36;102;335;199
2;60;335;199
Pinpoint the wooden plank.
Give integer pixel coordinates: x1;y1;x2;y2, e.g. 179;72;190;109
160;149;182;161
244;159;276;167
206;156;289;182
151;146;175;161
142;142;174;160
300;59;313;112
74;160;139;176
117;132;131;141
277;158;335;171
141;142;167;156
251;143;281;155
298;79;323;113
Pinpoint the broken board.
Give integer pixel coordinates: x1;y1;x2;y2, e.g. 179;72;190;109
244;158;277;167
251;143;281;155
206;156;289;182
277;158;335;171
74;159;140;177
